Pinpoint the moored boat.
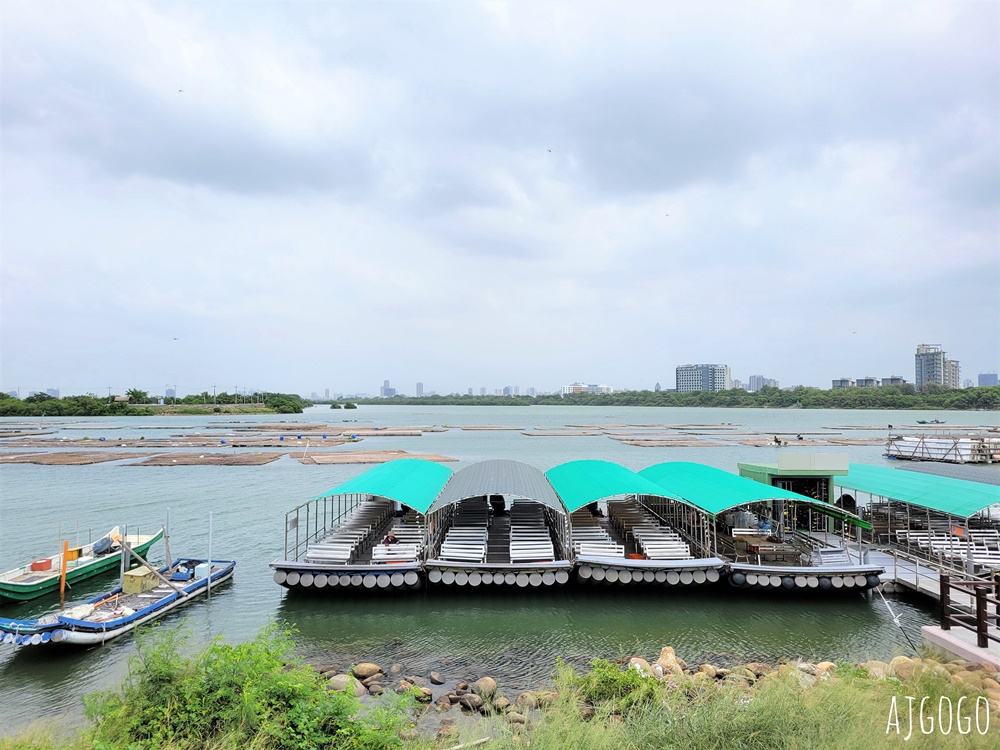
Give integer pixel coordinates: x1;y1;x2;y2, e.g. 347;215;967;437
0;526;165;603
0;557;236;647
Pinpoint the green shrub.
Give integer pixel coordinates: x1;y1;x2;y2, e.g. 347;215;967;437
83;625;405;750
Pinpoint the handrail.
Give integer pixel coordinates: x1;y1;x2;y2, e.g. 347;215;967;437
940;573;1000;649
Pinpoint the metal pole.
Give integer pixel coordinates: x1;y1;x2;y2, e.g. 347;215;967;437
975;585;988;648
207;512;213;598
940;574;950;629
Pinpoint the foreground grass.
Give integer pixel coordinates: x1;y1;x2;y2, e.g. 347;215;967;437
3;635;998;750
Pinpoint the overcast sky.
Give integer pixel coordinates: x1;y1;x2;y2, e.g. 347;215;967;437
2;1;998;397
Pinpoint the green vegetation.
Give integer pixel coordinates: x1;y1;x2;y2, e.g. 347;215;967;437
353;385;1000;410
0;391;311;416
3;631;998;750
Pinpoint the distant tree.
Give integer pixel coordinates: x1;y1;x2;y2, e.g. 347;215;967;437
24;392;55;403
126;388;150;404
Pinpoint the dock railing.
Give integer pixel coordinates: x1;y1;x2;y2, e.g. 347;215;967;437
939;573;1000;648
283;494;361;562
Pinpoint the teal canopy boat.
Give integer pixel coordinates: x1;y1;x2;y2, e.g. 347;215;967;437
0;527;164;603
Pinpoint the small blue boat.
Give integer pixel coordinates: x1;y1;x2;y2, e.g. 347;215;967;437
0;558;235;648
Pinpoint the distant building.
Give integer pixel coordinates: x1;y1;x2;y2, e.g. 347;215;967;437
379;380;396;398
746;375;778;392
963;379;974;389
856;377;879;388
5;390;17;398
527;386;536;397
915;344;960;389
561;382;614;395
324;389;330;399
480;387;487;396
676;364;731;392
310;392;319;400
165;388;176;399
979;372;999;387
28;391;38;397
832;379;855;389
654;382;661;392
46;388;60;398
881;376;907;387
416;382;424;397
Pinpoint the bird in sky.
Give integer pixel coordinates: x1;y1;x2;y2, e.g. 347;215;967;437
178;89;183;93
547;149;552;152
173;337;179;340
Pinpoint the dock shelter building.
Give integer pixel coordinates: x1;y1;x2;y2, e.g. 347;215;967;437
832;463;1000;575
272;458;894;593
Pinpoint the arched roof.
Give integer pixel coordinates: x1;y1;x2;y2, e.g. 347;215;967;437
315;459;453;514
428;459;566;514
639;461;870;528
546;460;682;513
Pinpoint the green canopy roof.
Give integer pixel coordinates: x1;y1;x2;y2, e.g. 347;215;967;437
315;459;453;514
837;463;1000;520
546;460;682;513
638;461;871;529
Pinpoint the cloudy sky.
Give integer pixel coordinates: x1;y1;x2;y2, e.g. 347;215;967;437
2;1;997;397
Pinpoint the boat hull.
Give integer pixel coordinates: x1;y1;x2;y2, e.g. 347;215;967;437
0;529;164;603
0;558;236;648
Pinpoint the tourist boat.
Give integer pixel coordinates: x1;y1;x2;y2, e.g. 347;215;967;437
0;557;236;647
916;419;946;425
0;526;165;603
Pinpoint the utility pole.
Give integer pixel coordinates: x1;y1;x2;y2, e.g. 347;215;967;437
107;385;113;401
212;384;216;405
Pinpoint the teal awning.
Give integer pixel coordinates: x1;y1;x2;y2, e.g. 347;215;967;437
837;463;1000;520
315;459;453;514
546;460;684;513
639;461;871;529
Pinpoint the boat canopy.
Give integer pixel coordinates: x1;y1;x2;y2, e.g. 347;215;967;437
314;459;453;514
837;463;1000;520
546;460;687;513
428;459;565;515
639;461;872;530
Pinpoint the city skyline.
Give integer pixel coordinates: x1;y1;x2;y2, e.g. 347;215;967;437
2;3;997;395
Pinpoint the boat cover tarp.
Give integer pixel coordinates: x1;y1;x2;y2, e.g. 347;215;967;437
837;463;1000;520
639;461;871;529
314;459;453;514
546;460;687;513
428;459;565;514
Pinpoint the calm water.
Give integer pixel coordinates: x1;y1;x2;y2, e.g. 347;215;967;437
1;405;995;734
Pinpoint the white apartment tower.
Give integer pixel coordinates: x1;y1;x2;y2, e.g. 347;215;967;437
676;364;731;392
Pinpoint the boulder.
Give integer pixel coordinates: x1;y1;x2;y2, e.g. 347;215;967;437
579;703;596;721
628;657;652;677
889;656;915;681
944;663;965;675
745;662;771;678
863;660;890;680
535;690;557;707
699;664;717;679
315;664;340;674
472;676;498;697
388;663;405;678
394;679;414;694
327;674;352;692
455;688;468;697
457;681;469;690
797;663;817;675
651;664;664;680
494;696;511;713
440;717;455;726
415;687;433;703
815;662;837;675
507;711;527;725
435;697;453;712
437;726;458;741
458;693;484;711
351;662;382;680
368;684;384;696
361;673;384;687
430;671;445;685
715;668;730;679
407;675;429;688
795;672;816;689
952;671;984;689
982;677;1000;691
514;691;539;709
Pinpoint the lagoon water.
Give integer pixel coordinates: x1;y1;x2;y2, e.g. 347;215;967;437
1;405;996;734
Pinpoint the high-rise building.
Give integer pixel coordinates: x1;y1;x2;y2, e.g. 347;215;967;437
915;344;959;389
675;364;731;392
324;389;330;399
46;388;60;398
856;377;879;388
944;359;961;389
979;373;999;387
746;375;778;392
480;387;487;396
831;379;855;389
416;382;424;397
379;380;396;398
881;376;907;387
